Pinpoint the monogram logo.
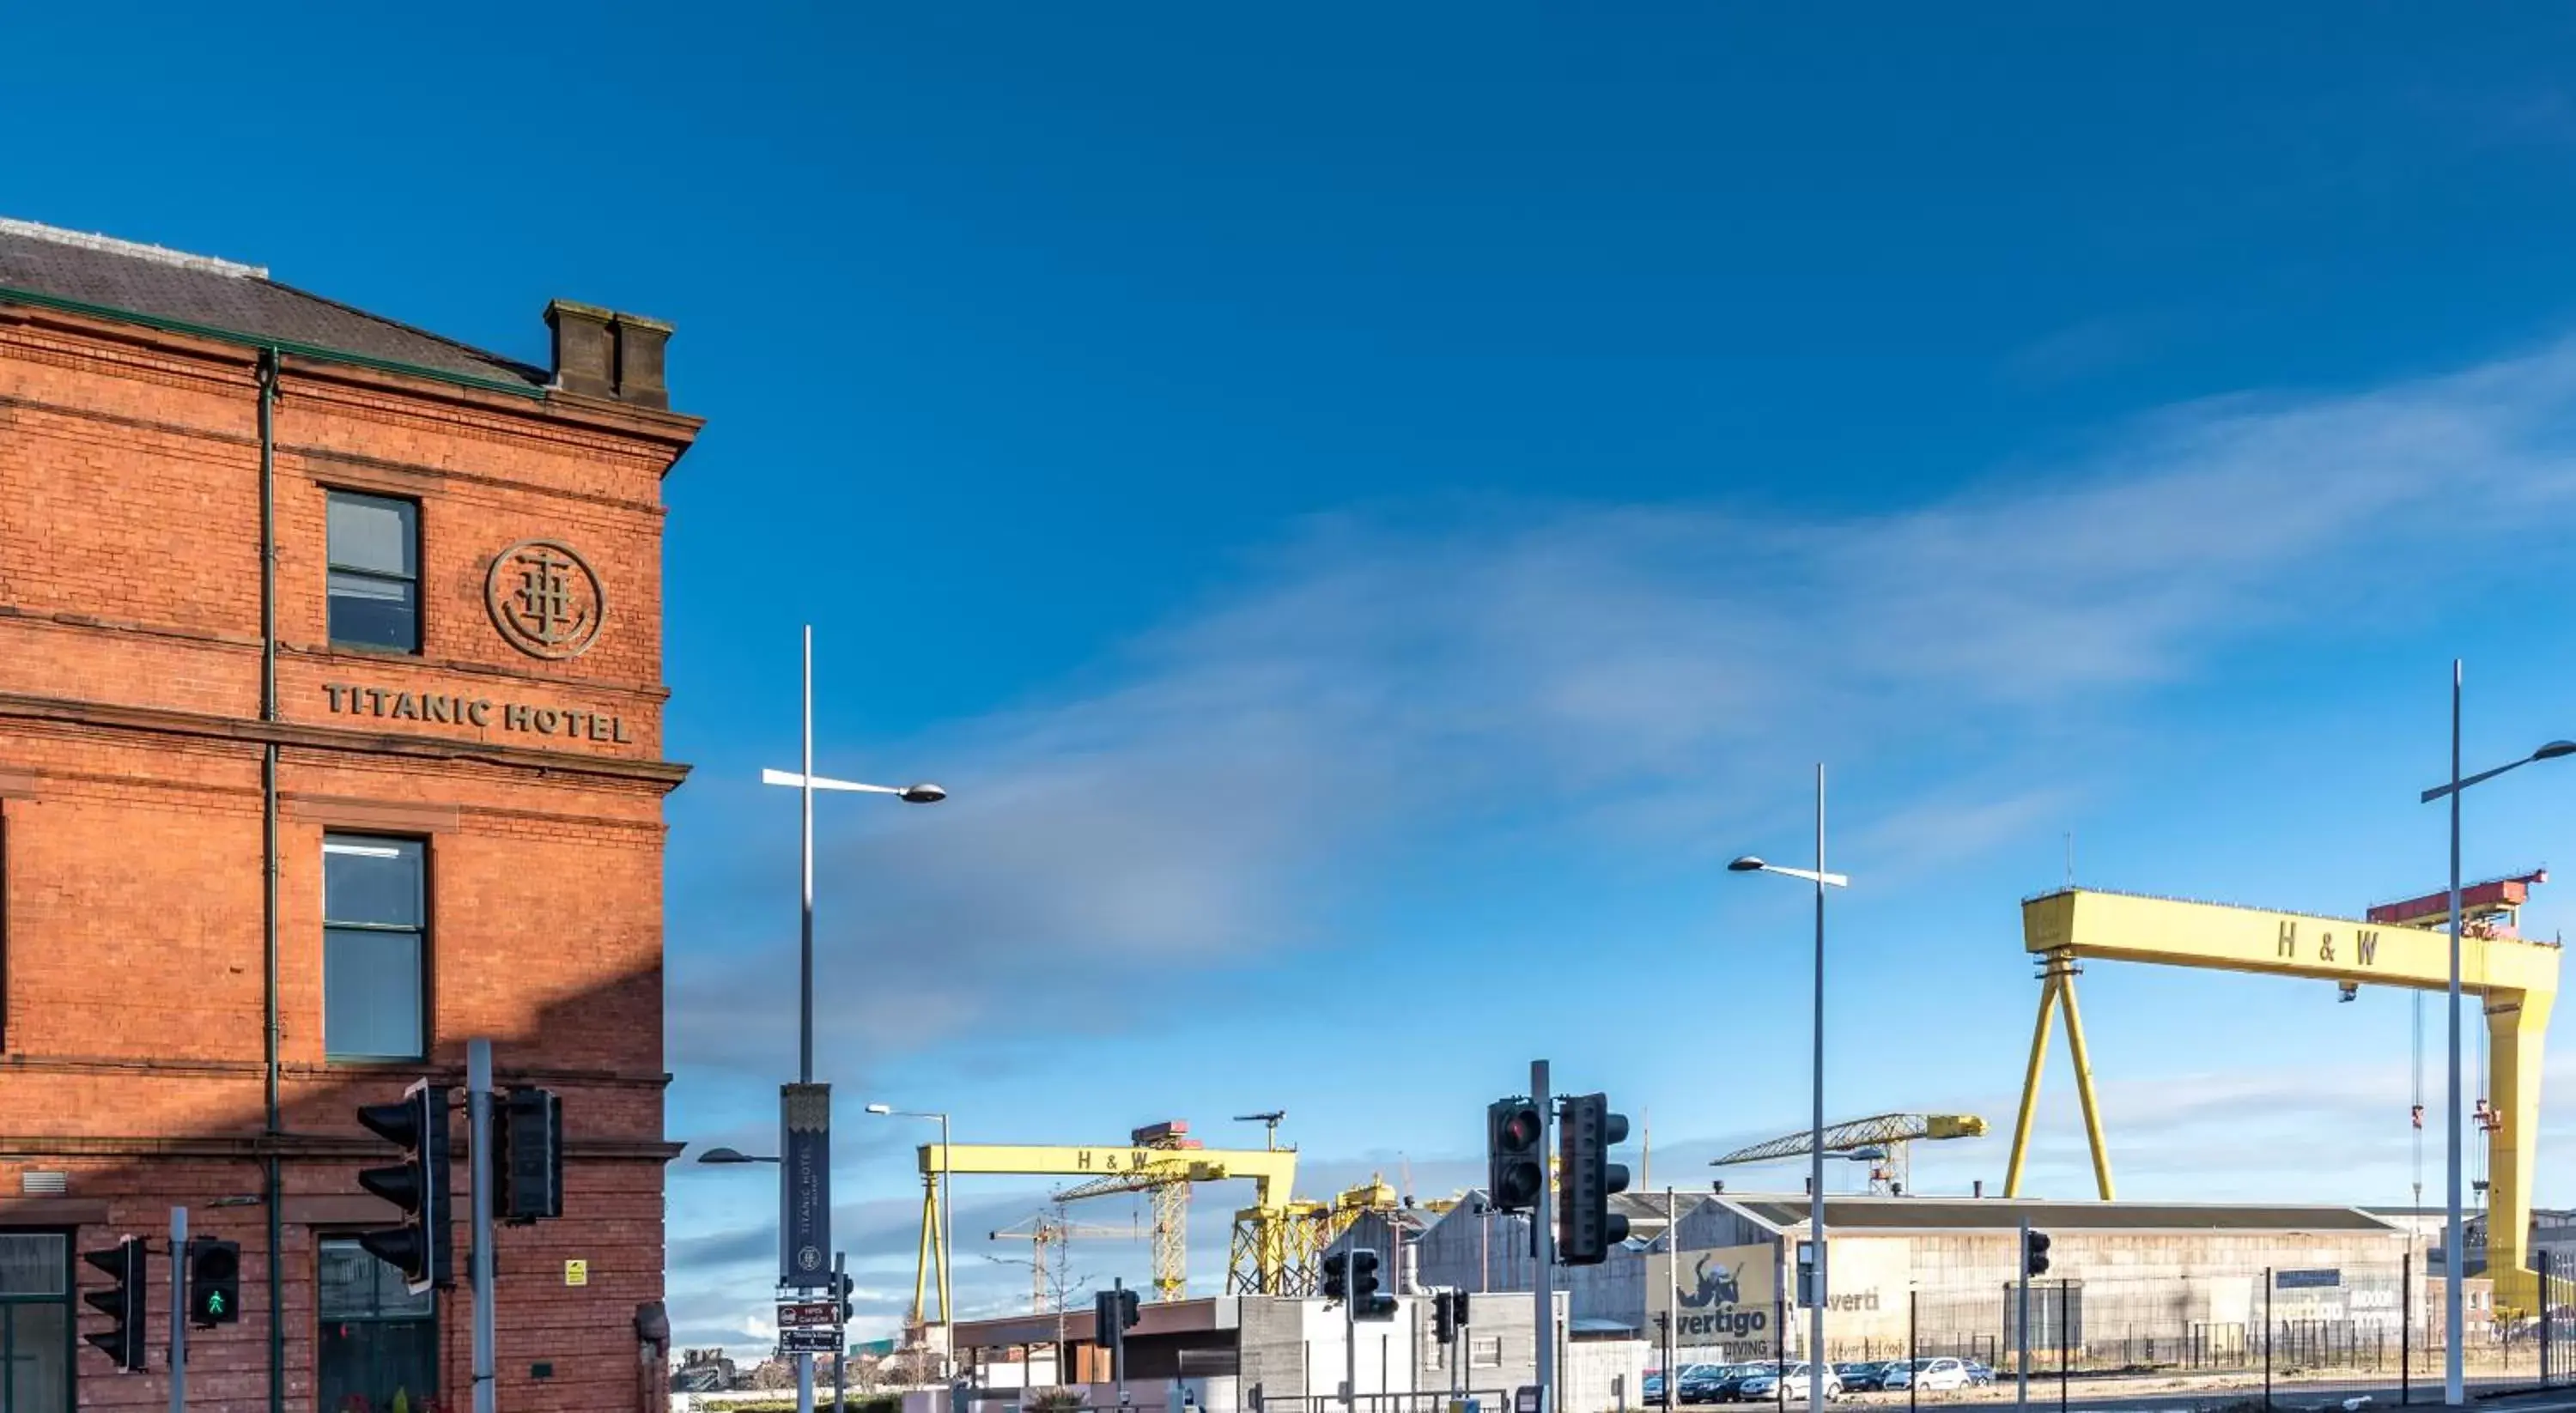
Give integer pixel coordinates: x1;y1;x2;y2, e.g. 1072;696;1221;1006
485;539;605;659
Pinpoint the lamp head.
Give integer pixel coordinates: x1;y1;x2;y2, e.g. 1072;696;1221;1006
698;1147;752;1165
2536;741;2576;762
1728;856;1767;873
900;784;948;804
865;1104;893;1115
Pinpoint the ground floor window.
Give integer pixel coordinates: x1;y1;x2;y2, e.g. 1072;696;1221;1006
318;1240;435;1413
0;1234;70;1413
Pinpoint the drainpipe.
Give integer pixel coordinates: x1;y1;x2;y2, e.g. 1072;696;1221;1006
258;348;285;1413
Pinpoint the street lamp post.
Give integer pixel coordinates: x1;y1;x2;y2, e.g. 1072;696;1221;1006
1730;763;1850;1413
762;625;947;1413
2415;659;2573;1408
868;1103;954;1380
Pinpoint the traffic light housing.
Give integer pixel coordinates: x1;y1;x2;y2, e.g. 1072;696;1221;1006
499;1086;564;1222
1487;1099;1545;1214
1433;1290;1457;1345
1557;1093;1631;1265
1347;1249;1394;1319
357;1080;453;1292
2024;1229;2051;1277
82;1237;146;1370
834;1271;856;1327
187;1239;240;1327
1321;1251;1350;1301
1116;1287;1140;1331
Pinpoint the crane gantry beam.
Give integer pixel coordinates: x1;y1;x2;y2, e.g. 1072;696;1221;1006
908;1133;1301;1320
1713;1113;1987;1194
2008;885;2561;1313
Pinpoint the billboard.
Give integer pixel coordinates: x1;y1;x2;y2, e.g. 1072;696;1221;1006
1647;1243;1779;1360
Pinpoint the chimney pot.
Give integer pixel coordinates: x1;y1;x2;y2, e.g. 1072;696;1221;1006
611;312;672;409
544;300;616;398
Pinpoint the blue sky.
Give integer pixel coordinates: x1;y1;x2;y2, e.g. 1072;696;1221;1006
16;1;2576;1354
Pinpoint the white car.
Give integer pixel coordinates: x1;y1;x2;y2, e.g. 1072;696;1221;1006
1880;1358;1971;1392
1738;1362;1842;1402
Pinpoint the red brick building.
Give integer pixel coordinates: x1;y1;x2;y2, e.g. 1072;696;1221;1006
0;220;701;1412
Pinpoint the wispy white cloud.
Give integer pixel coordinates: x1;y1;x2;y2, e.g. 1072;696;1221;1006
669;340;2576;1085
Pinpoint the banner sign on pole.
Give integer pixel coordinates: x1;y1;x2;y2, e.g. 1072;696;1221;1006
781;1083;834;1289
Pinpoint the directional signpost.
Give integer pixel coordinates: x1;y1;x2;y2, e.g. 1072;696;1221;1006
781;1329;842;1355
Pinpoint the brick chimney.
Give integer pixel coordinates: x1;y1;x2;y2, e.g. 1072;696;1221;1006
544;300;672;409
610;312;671;409
544;300;616;398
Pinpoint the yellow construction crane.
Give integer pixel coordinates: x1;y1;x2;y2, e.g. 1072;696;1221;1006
2004;884;2561;1313
909;1121;1301;1325
1712;1113;1987;1195
987;1209;1144;1313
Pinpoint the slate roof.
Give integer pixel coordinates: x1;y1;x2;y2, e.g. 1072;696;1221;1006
0;218;547;389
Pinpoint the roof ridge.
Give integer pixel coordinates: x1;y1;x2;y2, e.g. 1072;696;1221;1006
252;272;546;385
0;217;267;279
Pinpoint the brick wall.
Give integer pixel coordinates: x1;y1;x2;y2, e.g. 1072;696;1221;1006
0;297;700;1412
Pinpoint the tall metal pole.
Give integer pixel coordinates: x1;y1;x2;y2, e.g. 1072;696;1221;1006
799;624;819;1413
469;1040;498;1413
169;1205;187;1413
834;1251;849;1413
1343;1264;1357;1413
1534;1060;1557;1413
1666;1186;1680;1405
2016;1216;2031;1413
1809;763;1827;1413
940;1112;955;1381
2445;660;2465;1409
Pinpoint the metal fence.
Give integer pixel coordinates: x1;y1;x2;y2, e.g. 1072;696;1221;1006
1655;1256;2576;1400
1280;1391;1515;1413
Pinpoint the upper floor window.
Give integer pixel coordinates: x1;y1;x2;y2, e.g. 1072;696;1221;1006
327;491;420;652
325;835;425;1061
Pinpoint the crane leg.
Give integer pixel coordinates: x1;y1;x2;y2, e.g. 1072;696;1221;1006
2487;990;2552;1314
2003;969;2061;1197
911;1178;937;1331
2055;962;2117;1201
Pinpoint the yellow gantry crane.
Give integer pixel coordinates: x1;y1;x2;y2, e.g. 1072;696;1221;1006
2004;883;2561;1312
908;1121;1302;1329
1713;1113;1988;1195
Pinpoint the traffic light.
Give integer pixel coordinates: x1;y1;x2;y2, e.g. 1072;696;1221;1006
1433;1290;1457;1345
187;1239;240;1327
1556;1092;1631;1265
2023;1228;2051;1277
1347;1249;1394;1320
499;1086;564;1222
1321;1251;1350;1302
81;1237;146;1370
1487;1099;1545;1214
834;1271;856;1327
357;1079;453;1292
1116;1287;1140;1331
1453;1289;1469;1329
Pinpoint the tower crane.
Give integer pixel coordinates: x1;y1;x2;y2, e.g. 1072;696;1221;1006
1711;1113;1990;1195
987;1208;1144;1313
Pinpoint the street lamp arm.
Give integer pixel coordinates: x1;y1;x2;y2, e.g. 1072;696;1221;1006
1758;864;1851;888
763;767;906;796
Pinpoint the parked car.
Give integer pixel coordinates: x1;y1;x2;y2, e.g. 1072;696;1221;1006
1833;1362;1893;1392
1706;1364;1772;1403
1677;1364;1733;1404
1646;1370;1669;1406
1880;1358;1971;1392
1961;1361;1997;1386
1738;1362;1842;1403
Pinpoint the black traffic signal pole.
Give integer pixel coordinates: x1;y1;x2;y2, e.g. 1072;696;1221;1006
469;1040;499;1413
832;1251;848;1413
1532;1061;1555;1413
168;1206;186;1413
2015;1216;2030;1413
1114;1277;1132;1408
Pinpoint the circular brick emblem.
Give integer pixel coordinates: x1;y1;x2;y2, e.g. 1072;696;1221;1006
485;538;606;660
